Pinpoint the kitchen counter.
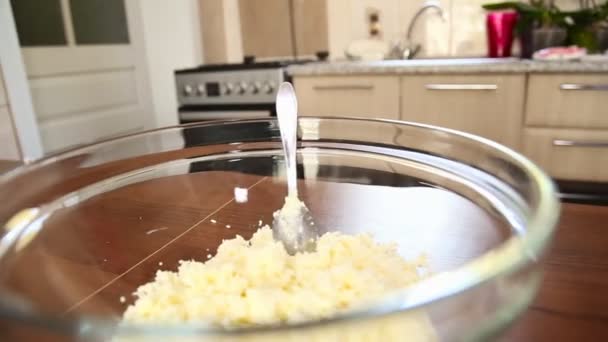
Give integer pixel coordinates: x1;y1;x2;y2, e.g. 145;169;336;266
288;58;608;76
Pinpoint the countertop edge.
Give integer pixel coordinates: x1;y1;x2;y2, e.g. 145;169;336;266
287;60;608;76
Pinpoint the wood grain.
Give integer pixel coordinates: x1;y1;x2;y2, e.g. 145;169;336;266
501;203;608;341
238;0;294;58
295;75;400;119
198;0;228;63
525;74;608;129
1;169;607;340
400;74;526;150
522;127;608;182
292;0;329;56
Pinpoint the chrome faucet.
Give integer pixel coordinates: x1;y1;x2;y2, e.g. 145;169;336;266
389;0;445;59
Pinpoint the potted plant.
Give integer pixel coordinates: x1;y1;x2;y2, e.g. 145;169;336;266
482;1;567;58
597;2;608;51
567;1;608;52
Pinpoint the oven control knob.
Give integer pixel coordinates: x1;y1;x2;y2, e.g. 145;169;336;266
196;84;206;96
237;81;248;95
223;82;234;95
262;82;275;94
249;81;261;94
183;84;194;96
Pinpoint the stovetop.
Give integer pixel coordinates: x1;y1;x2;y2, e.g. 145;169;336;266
175;59;315;74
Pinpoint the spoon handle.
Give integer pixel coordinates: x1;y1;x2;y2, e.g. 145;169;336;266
276;82;299;197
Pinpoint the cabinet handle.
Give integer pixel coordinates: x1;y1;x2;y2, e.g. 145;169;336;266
313;84;374;91
560;83;608;91
553;139;608;148
425;84;498;91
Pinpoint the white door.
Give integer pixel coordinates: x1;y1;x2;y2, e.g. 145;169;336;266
12;0;153;154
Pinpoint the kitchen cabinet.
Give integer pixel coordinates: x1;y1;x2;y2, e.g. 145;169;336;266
522;73;608;182
294;76;400;119
238;0;328;58
238;0;294;58
525;74;608;129
400;74;525;149
292;70;608;182
523;128;608;182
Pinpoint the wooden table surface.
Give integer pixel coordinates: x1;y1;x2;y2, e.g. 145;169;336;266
1;169;607;341
501;203;608;341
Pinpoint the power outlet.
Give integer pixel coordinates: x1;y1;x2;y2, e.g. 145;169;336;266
367;8;382;39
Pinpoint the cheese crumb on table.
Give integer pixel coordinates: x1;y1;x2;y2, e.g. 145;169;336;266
122;226;427;328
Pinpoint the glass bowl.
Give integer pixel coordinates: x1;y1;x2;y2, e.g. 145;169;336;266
0;118;559;341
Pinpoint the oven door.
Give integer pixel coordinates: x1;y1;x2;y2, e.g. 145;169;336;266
179;104;274;124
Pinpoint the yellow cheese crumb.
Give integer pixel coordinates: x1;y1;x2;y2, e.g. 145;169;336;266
123;226;426;328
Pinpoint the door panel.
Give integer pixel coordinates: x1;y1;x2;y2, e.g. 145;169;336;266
21;46;134;77
31;69;137;121
40;104;144;152
14;0;152;154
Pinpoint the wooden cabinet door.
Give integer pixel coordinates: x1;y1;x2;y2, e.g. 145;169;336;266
238;0;328;59
523;128;608;182
292;0;328;57
238;0;294;58
294;75;400;119
400;74;525;149
525;74;608;129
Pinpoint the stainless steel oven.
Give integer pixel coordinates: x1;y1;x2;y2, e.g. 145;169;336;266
175;60;311;123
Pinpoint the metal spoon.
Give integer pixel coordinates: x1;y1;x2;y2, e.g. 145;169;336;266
272;82;317;255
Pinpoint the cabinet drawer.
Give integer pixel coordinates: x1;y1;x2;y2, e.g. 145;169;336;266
523;128;608;182
294;76;399;119
400;74;525;149
525;74;608;129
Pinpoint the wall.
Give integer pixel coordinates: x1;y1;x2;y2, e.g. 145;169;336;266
327;0;422;59
326;0;488;58
139;0;203;128
195;0;588;63
329;0;585;59
0;68;21;160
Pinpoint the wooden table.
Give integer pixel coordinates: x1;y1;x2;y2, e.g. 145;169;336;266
502;203;608;341
1;169;607;341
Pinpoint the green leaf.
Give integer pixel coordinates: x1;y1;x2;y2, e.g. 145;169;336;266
569;28;599;52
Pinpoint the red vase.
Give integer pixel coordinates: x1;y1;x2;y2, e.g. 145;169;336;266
486;11;518;58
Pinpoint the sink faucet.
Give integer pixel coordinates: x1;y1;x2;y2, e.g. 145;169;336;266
390;0;445;59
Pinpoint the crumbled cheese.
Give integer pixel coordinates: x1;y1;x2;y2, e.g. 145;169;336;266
210;219;217;224
225;224;231;229
122;226;427;328
234;187;248;203
120;296;126;304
